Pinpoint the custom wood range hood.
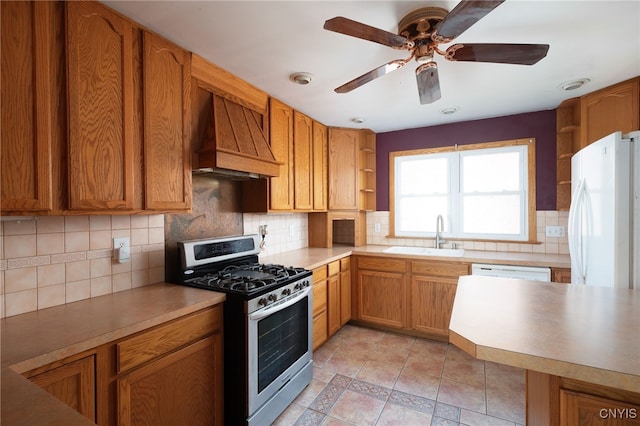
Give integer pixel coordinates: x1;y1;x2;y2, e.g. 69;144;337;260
191;54;281;179
196;96;281;179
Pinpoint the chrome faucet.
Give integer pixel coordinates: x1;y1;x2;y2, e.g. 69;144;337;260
435;214;447;249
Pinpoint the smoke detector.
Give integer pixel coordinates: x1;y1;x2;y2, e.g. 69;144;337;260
290;72;313;85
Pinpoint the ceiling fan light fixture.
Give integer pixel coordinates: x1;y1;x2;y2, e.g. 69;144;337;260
290;72;313;85
560;78;590;91
440;106;459;115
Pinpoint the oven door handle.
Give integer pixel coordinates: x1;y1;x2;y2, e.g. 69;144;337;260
249;286;311;321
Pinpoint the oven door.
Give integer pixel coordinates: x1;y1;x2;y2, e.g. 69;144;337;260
247;285;312;416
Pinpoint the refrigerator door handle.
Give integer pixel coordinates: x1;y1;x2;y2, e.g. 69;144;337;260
568;179;586;284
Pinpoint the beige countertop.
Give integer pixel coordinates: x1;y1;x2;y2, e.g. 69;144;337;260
260;244;571;269
449;275;640;393
1;245;570;424
1;283;225;425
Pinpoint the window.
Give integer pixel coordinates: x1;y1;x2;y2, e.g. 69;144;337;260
390;139;536;242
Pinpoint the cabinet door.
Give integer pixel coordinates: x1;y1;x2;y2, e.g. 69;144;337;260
560;389;640;426
581;78;639;147
1;1;53;212
143;31;192;211
357;270;406;328
340;267;352;326
313;310;328;351
293;111;313;210
328;127;359;210
269;98;294;210
411;275;457;339
118;334;222;426
552;268;572;284
29;355;96;422
312;121;328;211
312;274;328;350
66;1;135;210
327;273;340;336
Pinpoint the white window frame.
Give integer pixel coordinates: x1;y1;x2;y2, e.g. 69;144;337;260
390;138;536;242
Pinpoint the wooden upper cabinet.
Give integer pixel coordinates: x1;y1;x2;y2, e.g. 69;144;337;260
293;111;313;210
66;1;135;211
312;121;328;211
580;77;639;147
1;1;54;212
269;98;294;210
143;32;192;211
328;127;359;210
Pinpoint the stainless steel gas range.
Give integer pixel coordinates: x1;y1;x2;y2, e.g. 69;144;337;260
177;234;313;426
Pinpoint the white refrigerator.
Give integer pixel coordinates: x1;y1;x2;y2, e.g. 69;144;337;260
568;131;639;289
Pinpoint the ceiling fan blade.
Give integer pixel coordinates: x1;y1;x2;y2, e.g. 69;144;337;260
434;0;504;41
324;17;411;49
445;43;550;65
335;59;408;93
416;62;441;104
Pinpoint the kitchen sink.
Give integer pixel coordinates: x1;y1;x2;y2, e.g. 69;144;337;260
382;246;465;257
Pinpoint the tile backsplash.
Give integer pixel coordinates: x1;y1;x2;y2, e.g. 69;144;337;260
366;210;569;255
243;213;308;258
2;209;567;318
1;215;165;318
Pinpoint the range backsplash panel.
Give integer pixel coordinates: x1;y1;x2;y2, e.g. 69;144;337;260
164;174;243;283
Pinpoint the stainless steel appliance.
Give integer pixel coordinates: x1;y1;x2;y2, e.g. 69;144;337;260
177;235;313;426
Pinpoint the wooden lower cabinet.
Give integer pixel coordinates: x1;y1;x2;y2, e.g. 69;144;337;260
553;267;572;284
560;389;640;426
410;260;469;340
339;257;351;326
410;275;458;339
528;370;640;426
312;266;329;350
313;257;352;349
26;354;96;422
25;305;223;425
355;257;408;329
353;256;469;341
117;334;222;426
115;306;223;426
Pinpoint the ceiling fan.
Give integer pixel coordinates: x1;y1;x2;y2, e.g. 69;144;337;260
323;0;549;104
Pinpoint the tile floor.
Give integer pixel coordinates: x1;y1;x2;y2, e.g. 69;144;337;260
273;325;525;426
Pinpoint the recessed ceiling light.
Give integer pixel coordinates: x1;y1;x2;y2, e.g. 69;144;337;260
289;72;313;85
559;78;590;91
350;117;365;124
440;106;458;115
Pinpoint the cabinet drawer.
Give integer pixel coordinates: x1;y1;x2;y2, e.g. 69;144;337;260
116;306;221;373
340;257;350;271
313;266;327;283
328;260;340;276
411;260;469;277
358;256;406;273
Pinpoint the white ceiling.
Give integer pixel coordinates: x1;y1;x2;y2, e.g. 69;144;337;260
103;1;640;133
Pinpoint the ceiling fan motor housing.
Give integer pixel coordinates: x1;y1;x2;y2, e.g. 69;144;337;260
398;7;449;63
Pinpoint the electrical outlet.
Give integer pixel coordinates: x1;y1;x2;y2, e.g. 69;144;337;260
289;224;295;237
545;226;565;237
374;223;381;233
113;237;130;263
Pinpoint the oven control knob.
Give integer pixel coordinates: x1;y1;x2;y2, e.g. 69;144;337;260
294;283;301;290
282;288;291;296
303;280;310;288
258;298;268;306
268;294;277;302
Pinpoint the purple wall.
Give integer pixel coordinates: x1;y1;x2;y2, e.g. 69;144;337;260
376;110;557;211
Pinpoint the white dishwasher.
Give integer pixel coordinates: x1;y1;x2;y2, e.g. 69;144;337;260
471;263;551;282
